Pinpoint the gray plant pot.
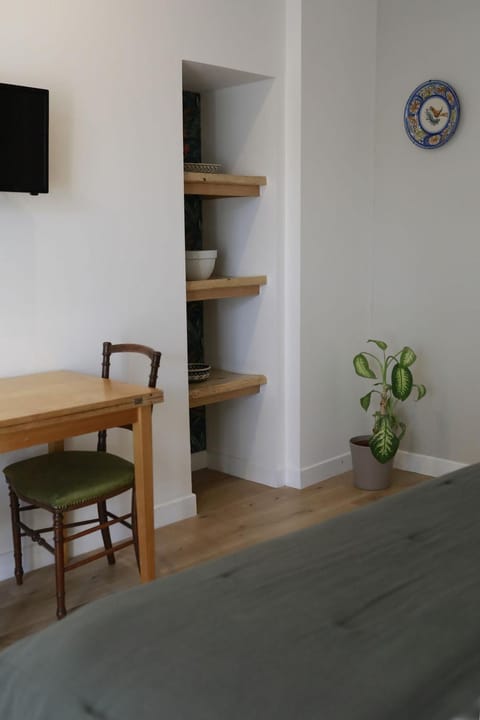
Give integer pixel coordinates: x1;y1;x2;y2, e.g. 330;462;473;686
349;435;394;490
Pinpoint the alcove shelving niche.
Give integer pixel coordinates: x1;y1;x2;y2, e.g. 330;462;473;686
183;59;273;476
185;170;268;409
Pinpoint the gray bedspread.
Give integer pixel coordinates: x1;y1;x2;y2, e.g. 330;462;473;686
2;465;480;720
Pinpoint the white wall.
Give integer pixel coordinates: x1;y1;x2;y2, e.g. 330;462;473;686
374;0;480;467
296;0;477;483
0;0;286;578
296;0;378;487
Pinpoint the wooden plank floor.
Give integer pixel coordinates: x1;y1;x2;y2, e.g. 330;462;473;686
0;467;430;651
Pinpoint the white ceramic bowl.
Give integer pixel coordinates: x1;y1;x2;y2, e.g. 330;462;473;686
185;250;217;280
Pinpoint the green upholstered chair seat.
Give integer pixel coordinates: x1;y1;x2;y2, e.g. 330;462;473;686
4;452;134;511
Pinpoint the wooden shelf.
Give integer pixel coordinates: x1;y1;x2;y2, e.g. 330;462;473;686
184;172;267;198
189;368;267;408
186;275;267;302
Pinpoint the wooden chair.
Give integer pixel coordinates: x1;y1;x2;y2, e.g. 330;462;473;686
4;342;161;620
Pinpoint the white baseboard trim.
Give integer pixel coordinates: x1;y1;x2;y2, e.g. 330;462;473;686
283;466;302;488
394;450;467;477
0;543;52;583
153;493;197;527
191;450;208;472
297;452;352;489
296;448;468;491
208;451;283;488
0;551;14;581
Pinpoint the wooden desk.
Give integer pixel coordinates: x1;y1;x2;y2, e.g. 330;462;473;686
0;371;164;582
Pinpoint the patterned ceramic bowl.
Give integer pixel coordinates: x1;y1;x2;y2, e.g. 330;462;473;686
188;363;211;383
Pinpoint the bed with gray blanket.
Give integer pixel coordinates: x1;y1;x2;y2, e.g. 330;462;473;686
2;465;480;720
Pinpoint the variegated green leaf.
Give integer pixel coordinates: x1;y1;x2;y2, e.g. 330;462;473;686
415;384;427;400
399;346;416;367
369;417;399;463
360;392;372;411
367;339;388;351
391;363;413;400
353;353;377;379
389;411;399;430
372;413;381;434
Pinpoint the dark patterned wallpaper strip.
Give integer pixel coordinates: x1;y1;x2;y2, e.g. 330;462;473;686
183;91;201;163
183;91;206;454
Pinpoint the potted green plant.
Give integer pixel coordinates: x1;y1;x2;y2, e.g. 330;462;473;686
351;339;426;490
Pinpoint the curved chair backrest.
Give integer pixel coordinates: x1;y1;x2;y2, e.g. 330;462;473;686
97;341;162;452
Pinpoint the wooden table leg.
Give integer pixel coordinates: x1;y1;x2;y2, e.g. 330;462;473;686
133;405;155;582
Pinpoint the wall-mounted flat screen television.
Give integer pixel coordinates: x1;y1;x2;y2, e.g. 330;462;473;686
0;82;49;195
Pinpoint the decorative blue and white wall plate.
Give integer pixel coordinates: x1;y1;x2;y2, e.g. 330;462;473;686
404;80;460;149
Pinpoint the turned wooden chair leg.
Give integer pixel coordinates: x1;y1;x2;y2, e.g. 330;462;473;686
53;511;66;620
98;500;115;566
8;485;23;586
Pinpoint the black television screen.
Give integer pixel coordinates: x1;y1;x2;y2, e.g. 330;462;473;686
0;82;49;195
